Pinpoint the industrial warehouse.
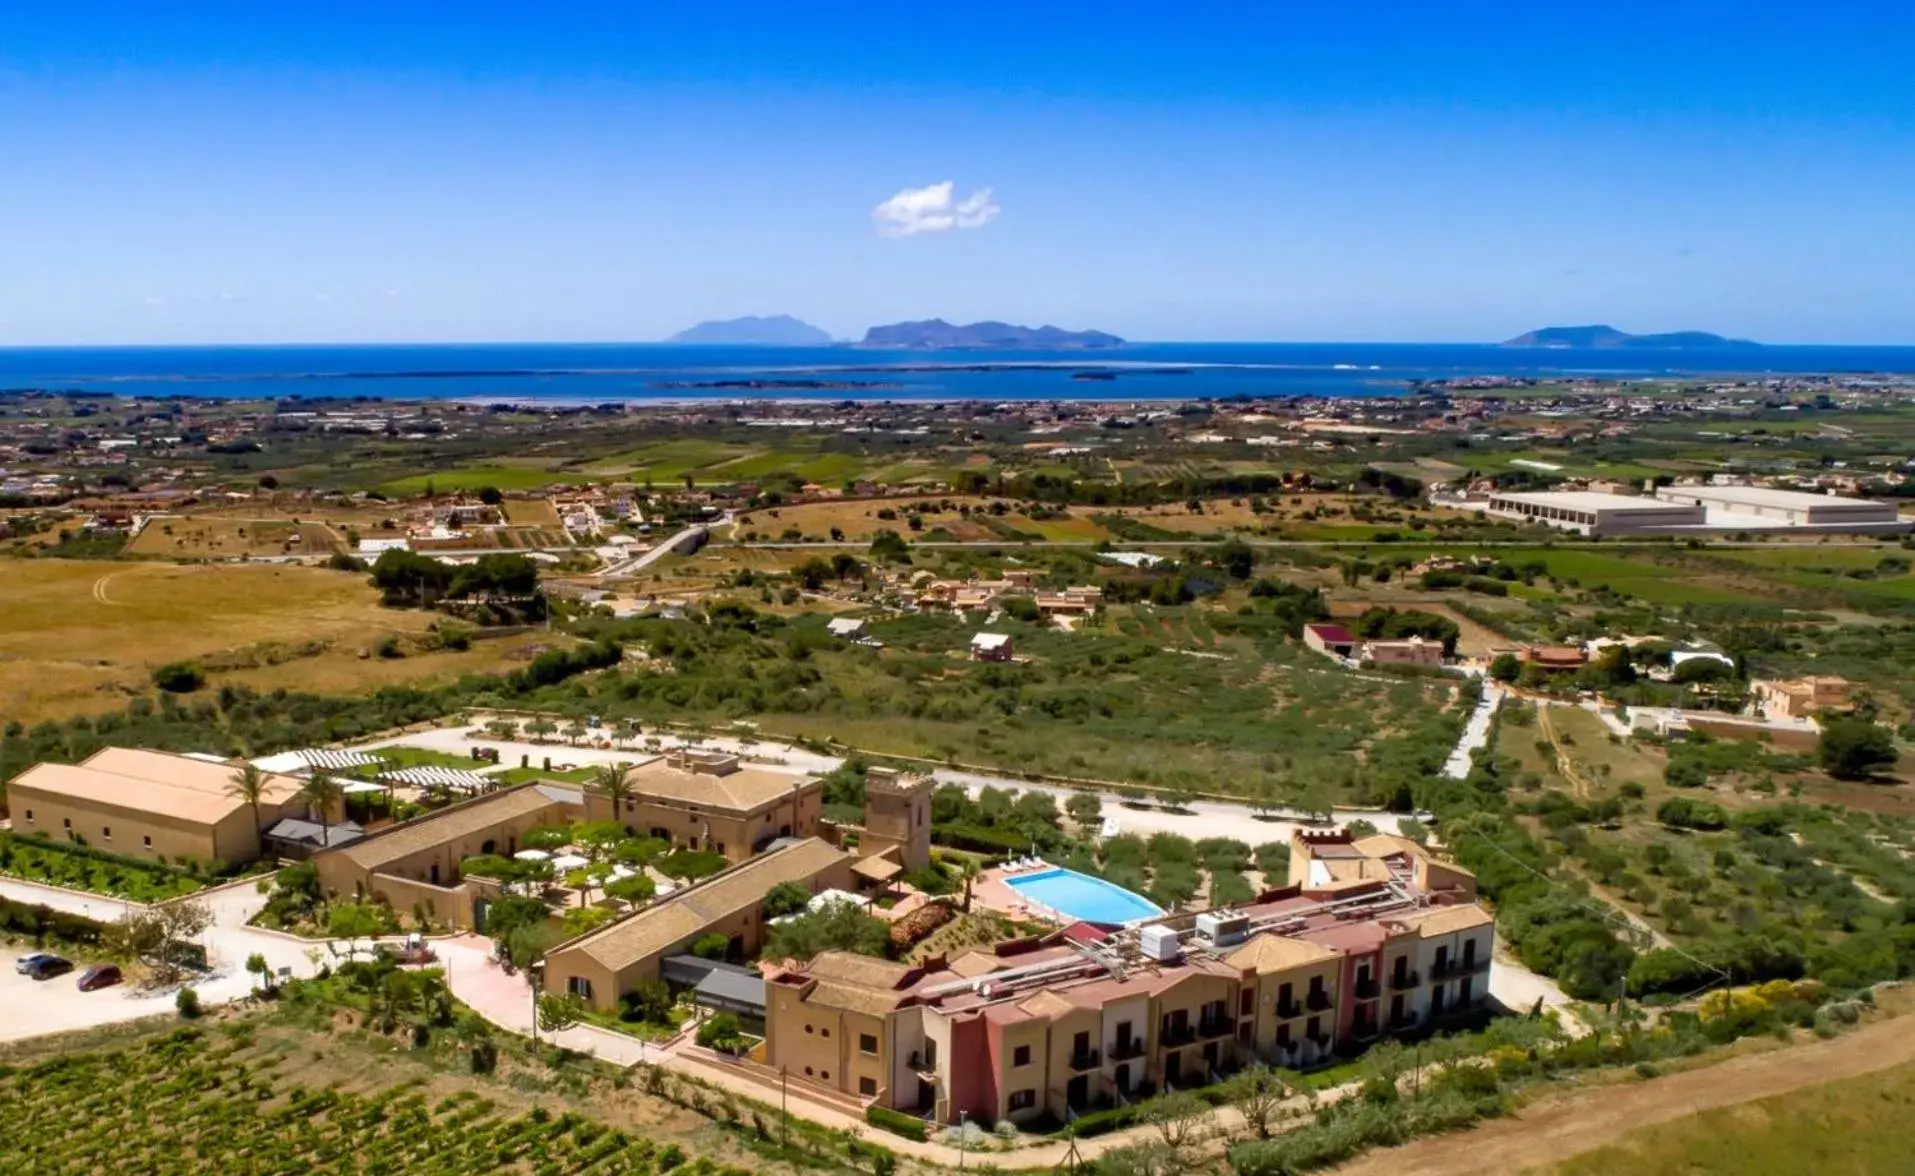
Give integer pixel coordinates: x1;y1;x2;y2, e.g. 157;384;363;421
1485;483;1909;536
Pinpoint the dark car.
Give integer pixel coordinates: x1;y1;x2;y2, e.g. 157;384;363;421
17;953;73;980
77;964;122;992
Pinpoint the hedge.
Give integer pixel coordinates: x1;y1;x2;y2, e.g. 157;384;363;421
0;895;106;945
864;1104;927;1142
930;822;1026;856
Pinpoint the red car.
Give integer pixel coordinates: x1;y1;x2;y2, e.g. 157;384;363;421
76;964;121;992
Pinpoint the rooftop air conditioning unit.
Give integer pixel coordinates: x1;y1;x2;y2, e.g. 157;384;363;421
1195;912;1250;947
1139;925;1182;963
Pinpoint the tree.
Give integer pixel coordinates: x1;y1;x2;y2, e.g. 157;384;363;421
1065;791;1103;829
690;932;731;960
104;899;214;987
1488;652;1522;683
869;529;910;564
152;662;205;693
536;992;584;1036
1214;539;1255;580
605;873;657;907
959;856;980;914
298;771;346;840
526;717;559;742
325;901;383;955
763;902;890;962
1140;1090;1208;1160
226;763;269;834
592;761;636;829
620;977;674;1025
764;881;813;919
562;905;615;936
505;922;558;971
245;951;271;996
1819;718;1898;781
1221;1065;1289;1140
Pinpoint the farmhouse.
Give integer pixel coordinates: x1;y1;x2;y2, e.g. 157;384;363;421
1361;637;1444;668
539;837;855;1011
5;747;308;868
582;749;823;865
971;632;1014;661
1753;675;1854;721
763;827;1490;1126
1302;623;1356;659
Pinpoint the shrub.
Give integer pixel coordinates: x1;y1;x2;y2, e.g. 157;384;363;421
864;1104;927;1141
1657;796;1728;830
175;987;202;1019
152;663;206;693
695;1012;746;1054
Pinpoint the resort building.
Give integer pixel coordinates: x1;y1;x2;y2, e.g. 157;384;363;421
762;829;1491;1127
5;747;308;868
312;783;585;928
539;837;855;1011
856;767;934;875
582;750;823;865
1484;490;1705;536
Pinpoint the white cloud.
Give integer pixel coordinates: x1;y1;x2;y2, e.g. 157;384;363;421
872;180;1000;237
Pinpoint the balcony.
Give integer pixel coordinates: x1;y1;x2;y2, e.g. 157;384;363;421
1197;1018;1232;1040
1389;1010;1418;1031
1305;988;1334;1012
1353;977;1380;1001
1069;1048;1101;1071
1109;1038;1146;1061
1349;1016;1381;1042
1432;957;1490;982
1276;998;1302;1020
1305;1031;1333;1051
908;1051;938;1075
1389;969;1421;991
1160;1023;1197;1048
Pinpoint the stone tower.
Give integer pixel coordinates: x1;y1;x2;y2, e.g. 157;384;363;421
860;766;934;872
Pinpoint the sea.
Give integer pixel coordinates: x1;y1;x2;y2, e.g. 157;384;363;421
3;342;1914;404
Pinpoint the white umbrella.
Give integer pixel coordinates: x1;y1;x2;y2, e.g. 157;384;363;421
551;853;590;872
513;849;551;862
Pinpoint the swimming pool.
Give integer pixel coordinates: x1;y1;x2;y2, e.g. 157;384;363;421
1004;867;1164;925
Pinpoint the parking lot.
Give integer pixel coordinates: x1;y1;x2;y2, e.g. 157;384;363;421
0;946;184;1042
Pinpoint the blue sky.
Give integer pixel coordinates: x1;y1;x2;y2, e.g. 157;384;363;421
2;2;1912;344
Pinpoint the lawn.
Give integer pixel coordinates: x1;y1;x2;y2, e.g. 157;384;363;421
126;517;347;559
1552;1059;1915;1175
378;464;591;496
0;558;560;723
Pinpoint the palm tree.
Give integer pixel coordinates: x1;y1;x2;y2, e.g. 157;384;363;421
960;857;980;914
226;763;269;834
592;761;635;831
299;771;347;844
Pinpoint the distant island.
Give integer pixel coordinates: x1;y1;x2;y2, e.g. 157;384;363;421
859;319;1125;350
666;315;834;345
1502;324;1755;350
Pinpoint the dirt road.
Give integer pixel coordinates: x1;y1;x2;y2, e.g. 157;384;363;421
1331;1012;1915;1176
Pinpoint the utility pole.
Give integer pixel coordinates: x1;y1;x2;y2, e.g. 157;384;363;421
780;1065;789;1149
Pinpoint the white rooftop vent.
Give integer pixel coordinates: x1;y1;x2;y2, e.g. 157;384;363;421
1195;912;1250;948
1139;925;1182;963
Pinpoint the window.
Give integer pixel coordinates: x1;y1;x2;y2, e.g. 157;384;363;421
821;1027;830;1038
568;976;594;1000
804;1024;814;1035
859;1033;878;1055
821;1070;829;1081
716;843;725;855
62;817;72;830
805;1066;814;1076
858;1076;877;1096
923;1039;938;1067
1012;1044;1031;1067
101;826;111;841
1009;1090;1035;1111
22;810;31;823
143;835;152;848
1239;990;1254;1015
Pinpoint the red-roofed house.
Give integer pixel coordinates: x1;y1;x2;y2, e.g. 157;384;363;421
1303;623;1357;659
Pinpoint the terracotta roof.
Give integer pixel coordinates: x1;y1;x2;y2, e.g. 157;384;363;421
947;951;1008;979
326;784;578;874
805;980;912;1018
852;855;903;882
1305;623;1356;643
806;953;916;990
549;838;851;974
9;749;304;828
621;756;818;813
1352;834;1427;862
1015;990;1079;1020
1404;904;1495;938
1226;934;1341;974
